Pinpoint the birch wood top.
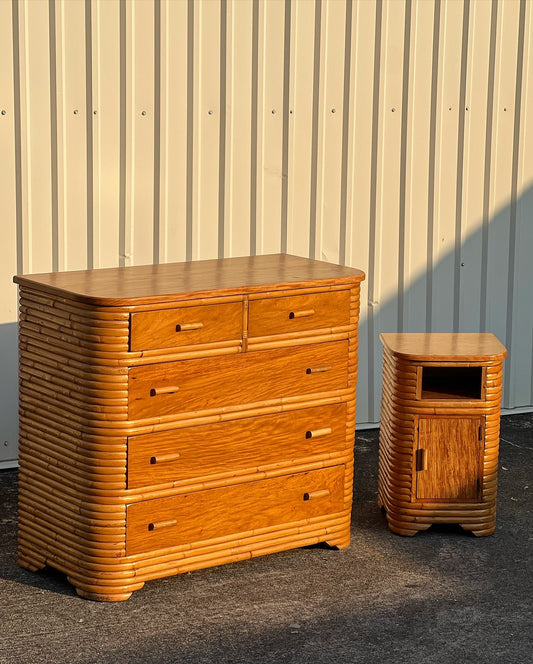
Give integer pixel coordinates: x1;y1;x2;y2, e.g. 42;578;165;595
13;254;365;306
380;333;507;362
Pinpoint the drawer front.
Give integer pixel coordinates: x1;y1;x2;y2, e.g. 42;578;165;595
127;403;347;489
248;290;351;338
126;465;345;555
128;340;349;420
130;301;243;351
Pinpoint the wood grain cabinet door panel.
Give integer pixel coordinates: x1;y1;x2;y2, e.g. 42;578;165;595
128;341;349;420
130;301;243;351
248;290;351;338
126;465;345;555
127;403;347;488
414;416;484;502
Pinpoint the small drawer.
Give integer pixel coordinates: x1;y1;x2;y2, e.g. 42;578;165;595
127;403;347;489
128;340;349;420
248;290;351;339
126;465;345;555
130;301;243;352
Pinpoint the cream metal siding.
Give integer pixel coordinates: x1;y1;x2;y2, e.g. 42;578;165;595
1;0;532;465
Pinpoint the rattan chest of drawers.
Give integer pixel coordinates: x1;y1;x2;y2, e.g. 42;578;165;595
14;254;364;601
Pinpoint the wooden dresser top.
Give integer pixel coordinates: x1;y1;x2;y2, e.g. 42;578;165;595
14;254;365;306
380;333;507;362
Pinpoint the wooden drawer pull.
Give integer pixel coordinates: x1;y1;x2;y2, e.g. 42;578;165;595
175;322;204;332
416;448;428;471
306;365;331;374
305;427;332;439
148;519;177;531
149;386;180;397
289;309;315;319
149;453;181;465
303;489;330;501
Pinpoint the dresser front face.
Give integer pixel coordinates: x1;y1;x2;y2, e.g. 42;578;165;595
15;256;363;600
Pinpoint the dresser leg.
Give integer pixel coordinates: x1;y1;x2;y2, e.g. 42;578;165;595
461;524;495;537
70;580;145;603
18;550;46;573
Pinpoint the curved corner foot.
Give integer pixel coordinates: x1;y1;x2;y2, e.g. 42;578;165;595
74;587;134;602
18;552;46;573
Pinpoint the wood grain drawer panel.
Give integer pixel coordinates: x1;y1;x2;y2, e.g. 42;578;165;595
128;341;348;420
126;465;345;555
127;403;347;488
130;301;242;351
248;290;350;338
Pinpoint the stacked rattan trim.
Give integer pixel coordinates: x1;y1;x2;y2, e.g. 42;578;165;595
378;342;504;537
17;281;361;601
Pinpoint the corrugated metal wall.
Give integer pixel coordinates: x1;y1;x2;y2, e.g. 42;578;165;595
1;0;532;465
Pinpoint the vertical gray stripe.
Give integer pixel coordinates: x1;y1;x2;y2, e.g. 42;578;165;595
453;0;470;332
49;0;59;272
218;0;227;259
12;0;23;275
280;0;291;255
153;0;161;265
118;0;127;267
249;0;259;256
480;0;498;331
504;0;527;407
85;0;94;269
397;0;412;332
338;0;353;267
309;0;322;259
368;0;383;422
426;0;441;332
186;0;194;261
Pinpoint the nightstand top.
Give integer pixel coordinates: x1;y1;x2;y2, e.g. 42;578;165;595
380;333;507;362
14;254;364;306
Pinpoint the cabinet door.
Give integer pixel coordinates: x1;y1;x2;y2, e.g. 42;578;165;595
414;416;483;501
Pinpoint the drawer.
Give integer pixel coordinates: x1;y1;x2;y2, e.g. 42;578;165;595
248;290;351;338
130;301;243;351
127;403;347;489
128;340;348;420
126;465;345;555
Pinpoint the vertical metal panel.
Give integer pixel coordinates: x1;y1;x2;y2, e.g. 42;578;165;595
2;0;533;464
0;0;19;466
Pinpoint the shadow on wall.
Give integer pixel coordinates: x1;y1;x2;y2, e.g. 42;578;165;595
357;183;533;423
0;322;19;465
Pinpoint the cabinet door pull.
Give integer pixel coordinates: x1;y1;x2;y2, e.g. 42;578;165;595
306;365;331;374
289;309;315;319
149;385;180;397
175;322;204;332
149;453;181;465
303;489;330;501
305;427;332;439
415;448;428;471
148;519;177;531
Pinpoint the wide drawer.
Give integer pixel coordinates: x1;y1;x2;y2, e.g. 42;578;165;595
130;301;243;351
248;290;351;338
126;465;346;555
127;403;347;489
128;340;349;420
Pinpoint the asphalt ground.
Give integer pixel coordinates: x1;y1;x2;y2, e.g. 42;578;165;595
0;413;531;664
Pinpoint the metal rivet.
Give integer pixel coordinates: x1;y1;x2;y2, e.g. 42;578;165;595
449;107;452;111
141;110;147;116
465;106;469;111
272;109;276;114
504;107;507;112
208;110;213;115
73;109;79;115
93;110;97;115
461;262;465;267
331;108;336;114
289;109;293;115
391;107;396;112
1;110;6;115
